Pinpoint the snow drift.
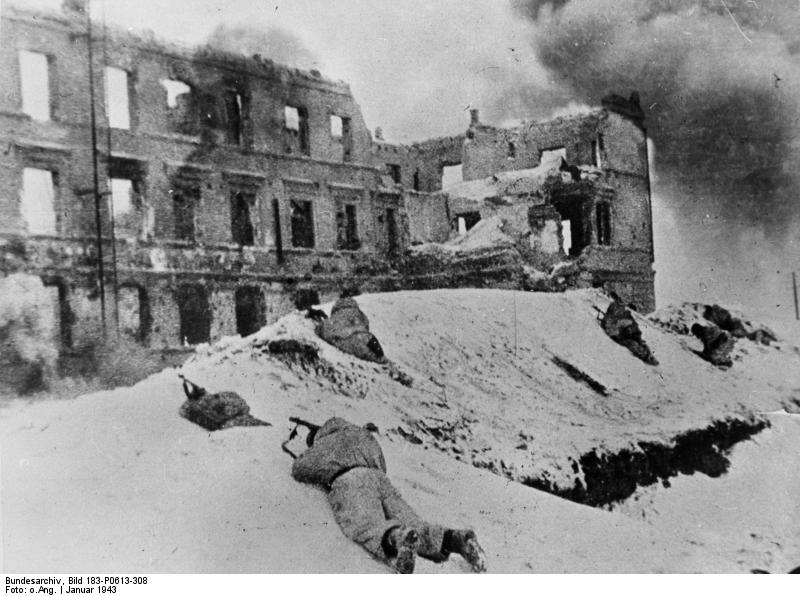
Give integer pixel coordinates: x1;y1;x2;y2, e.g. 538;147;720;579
2;289;799;573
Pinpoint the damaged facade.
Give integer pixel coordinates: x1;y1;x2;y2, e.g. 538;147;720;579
0;1;655;352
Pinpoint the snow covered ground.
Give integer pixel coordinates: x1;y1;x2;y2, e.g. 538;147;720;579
1;289;799;574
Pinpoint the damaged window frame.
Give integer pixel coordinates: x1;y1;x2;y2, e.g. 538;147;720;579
160;78;199;136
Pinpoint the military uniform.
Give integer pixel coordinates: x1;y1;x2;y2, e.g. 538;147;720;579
291;417;446;563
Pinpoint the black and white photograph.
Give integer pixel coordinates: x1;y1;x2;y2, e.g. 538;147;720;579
1;0;799;580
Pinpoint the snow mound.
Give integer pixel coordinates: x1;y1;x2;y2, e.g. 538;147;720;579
2;289;799;573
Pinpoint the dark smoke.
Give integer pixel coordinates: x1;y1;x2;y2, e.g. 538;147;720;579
515;0;800;318
205;23;320;71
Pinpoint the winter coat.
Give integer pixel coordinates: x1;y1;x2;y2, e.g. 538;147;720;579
317;298;386;363
291;417;387;488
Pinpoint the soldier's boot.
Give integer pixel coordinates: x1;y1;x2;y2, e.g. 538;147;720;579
443;529;487;573
386;527;419;574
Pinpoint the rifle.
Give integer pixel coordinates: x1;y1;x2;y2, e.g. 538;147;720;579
288;416;321;434
282;424;300;460
178;374;205;400
282;417;322;459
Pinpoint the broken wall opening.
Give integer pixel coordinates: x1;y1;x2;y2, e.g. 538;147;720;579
160;79;199;135
441;163;463;188
176;284;210;345
235;286;265;337
552;195;590;257
455;211;481;235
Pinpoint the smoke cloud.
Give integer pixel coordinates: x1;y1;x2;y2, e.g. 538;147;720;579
205;23;320;71
514;0;800;319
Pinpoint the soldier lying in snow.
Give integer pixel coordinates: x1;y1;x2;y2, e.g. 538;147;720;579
179;376;271;431
286;416;487;574
316;297;386;363
600;296;658;365
691;323;736;368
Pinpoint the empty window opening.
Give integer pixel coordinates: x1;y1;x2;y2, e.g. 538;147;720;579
508;141;517;159
284;105;310;155
224;88;244;145
337;203;360;250
44;281;72;348
387;164;402;184
541;146;567;166
177;285;210;345
109;158;145;240
235;286;265;337
413;170;420;191
109;178;138;239
230;191;255;246
290;199;315;248
561;219;572;255
554;197;589;257
21;167;57;236
331;115;353;162
160;79;198;135
172;186;199;242
441;163;463;189
330;114;344;138
118;285;150;343
596;202;611;246
105;66;130;129
19;50;51;121
386;207;398;258
456;211;481;235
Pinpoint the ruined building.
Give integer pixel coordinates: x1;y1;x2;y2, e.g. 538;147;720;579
0;1;655;353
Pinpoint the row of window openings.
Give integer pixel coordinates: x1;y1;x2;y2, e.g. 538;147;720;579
20;166;361;251
19;51;352;155
45;283;270;348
